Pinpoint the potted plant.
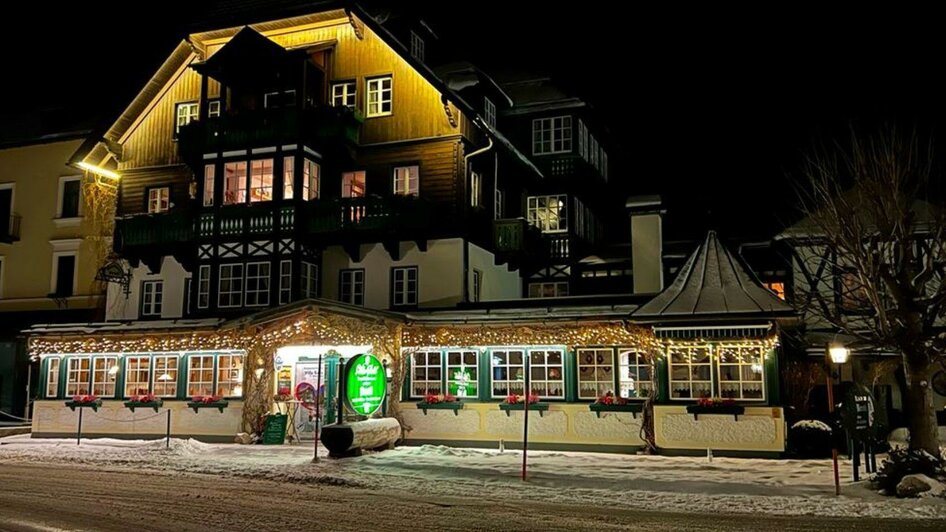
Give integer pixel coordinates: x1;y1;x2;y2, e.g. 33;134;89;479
588;391;644;418
686;397;745;420
416;393;464;415
498;393;549;417
65;394;102;412
123;393;164;413
186;395;229;413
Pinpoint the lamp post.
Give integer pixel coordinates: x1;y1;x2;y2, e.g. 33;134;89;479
826;342;849;496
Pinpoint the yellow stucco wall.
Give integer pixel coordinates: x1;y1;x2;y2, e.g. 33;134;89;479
0;138;103;311
653;405;786;453
31;400;243;441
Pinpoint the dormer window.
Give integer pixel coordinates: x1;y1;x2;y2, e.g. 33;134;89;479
410;31;425;62
484;97;496;128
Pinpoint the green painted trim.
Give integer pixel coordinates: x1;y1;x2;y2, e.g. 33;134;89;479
656;355;669;402
177;353;189;400
564;349;577;402
31;432;236;443
324;355;340;425
477;349;490;401
765;347;780;405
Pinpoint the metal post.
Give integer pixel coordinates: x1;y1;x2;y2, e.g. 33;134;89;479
76;408;83;446
25;363;32;422
166;409;171;449
521;360;530;482
336;358;345;425
825;348;840;496
852;437;860;482
313;354;322;463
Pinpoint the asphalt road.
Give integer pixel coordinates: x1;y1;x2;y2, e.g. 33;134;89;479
0;463;941;531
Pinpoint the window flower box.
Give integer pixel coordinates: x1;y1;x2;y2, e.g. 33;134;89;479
186;395;229;413
499;393;549;417
123;394;164;413
686;398;745;421
589;394;643;418
416;393;464;415
65;395;102;412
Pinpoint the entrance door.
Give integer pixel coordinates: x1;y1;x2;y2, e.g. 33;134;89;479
292;361;329;440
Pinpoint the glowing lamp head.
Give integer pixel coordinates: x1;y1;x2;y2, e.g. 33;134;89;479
828;344;850;364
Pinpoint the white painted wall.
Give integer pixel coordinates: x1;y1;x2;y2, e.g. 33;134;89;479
468;242;521;301
106;257;189;321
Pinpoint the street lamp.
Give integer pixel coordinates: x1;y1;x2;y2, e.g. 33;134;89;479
825;342;850;496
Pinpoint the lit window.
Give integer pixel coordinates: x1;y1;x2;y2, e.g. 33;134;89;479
410;31;424;61
532;116;572;155
446;350;478;398
528;281;568;298
141;280;163;317
490;349;524;398
249;159;274;203
668;345;713;399
490;349;564;399
332;81;356;108
717;345;765;400
618;348;652;399
147;187;170;214
46;358;60;398
527;195;568;232
577;348;614;399
339;269;364;306
410;351;441;398
203;165;215;207
470;171;482;207
303;159;320;200
124;356;151;397
391;266;418;307
187;354;214;397
839;270;870;311
366;76;393;117
244;262;270;307
283;156;295;200
66;357;91;396
223;162;247;205
279;260;292;304
484;97;496;128
763;281;786;300
175;102;199;135
197;265;210;309
152;356;178;397
91;356;118;397
528;350;565;398
342;171;366;198
216;354;244;397
218;263;244;308
301;262;318;299
393;165;419;196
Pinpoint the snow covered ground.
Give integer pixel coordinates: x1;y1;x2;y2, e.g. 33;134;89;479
1;434;944;520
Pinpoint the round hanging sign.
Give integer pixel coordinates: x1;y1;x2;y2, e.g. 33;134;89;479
344;354;387;416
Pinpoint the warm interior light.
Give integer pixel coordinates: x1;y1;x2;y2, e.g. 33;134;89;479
829;345;850;364
108;365;120;375
158;373;173;381
77;161;121;180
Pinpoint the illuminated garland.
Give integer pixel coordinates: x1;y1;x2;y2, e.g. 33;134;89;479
402;322;662;352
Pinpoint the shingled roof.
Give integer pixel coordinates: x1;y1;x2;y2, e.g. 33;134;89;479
633;231;794;319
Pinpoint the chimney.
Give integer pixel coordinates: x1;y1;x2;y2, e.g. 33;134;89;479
626;195;664;294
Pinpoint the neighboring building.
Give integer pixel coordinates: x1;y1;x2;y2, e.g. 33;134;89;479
0;132;103;417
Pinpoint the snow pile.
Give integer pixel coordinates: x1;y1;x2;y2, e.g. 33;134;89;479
2;436;945;519
792;420;832;432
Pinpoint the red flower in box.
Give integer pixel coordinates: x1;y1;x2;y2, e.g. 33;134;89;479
696;397;737;407
192;395;224;404
503;393;540;405
277;387;291;396
594;392;629;406
129;393;158;403
424;393;442;404
72;394;99;404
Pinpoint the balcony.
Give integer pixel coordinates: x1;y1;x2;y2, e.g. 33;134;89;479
492;218;547;269
0;214;21;244
116;210;194;247
303;196;434;235
177;106;362;159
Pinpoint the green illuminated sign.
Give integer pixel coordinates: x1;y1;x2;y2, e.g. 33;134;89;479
345;354;386;416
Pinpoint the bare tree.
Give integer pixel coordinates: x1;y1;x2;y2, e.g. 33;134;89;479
788;128;945;456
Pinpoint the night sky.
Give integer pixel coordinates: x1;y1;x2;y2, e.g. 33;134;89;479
2;2;942;242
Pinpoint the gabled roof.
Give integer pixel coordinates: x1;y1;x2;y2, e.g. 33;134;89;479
634;231;794;320
776;197;940;241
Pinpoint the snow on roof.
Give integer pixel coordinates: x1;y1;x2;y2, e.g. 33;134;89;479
634;231;794;319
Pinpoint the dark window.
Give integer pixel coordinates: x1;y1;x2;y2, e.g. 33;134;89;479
391;266;418;307
54;255;76;297
339;269;365;306
61;180;80;218
0;188;12;237
141;281;163;317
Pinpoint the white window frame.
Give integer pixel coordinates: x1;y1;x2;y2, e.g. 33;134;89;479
218;263;244;308
484;97;496;128
186;354;215;397
283;156;295;200
207;100;221;118
56;176;83;221
124;356;152;397
366;76;393;117
203;164;215;207
263;89;296;109
175;102;199;135
51;251;78;297
409;350;442;398
244;261;271;307
528;281;569;298
279;260;292;304
470;171;482;207
532;116;573;155
410;31;425;61
152;355;179;397
527;194;568;233
141;280;163;317
716;344;766;401
339;269;365;306
393;165;419;196
301;261;318;299
147;187;170;214
391;266;418;307
215;353;244;398
197;265;210;309
494;189;504;219
46;357;60;398
66;357;91;396
332;81;356;108
223;161;247;205
490;349;524;398
446;350;478;398
576;348;615;400
249;159;274;203
617;348;652;399
91;355;119;397
342;171;366;198
526;349;565;399
667;345;714;400
303;159;320;200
